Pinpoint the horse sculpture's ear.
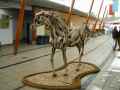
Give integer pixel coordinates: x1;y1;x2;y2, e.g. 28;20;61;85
42;12;44;15
49;11;54;16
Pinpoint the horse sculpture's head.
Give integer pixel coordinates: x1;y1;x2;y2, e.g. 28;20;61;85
35;11;53;30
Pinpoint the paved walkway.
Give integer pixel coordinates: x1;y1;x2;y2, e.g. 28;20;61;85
0;44;49;57
86;48;120;90
0;35;113;90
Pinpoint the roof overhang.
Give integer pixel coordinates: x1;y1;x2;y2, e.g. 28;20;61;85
0;0;97;20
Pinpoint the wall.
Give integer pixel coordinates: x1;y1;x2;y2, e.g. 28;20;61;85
0;9;13;45
10;10;32;44
36;25;45;36
70;15;86;28
24;11;32;43
57;12;86;29
57;11;97;30
88;18;95;30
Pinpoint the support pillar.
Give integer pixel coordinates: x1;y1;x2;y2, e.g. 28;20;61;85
14;0;25;54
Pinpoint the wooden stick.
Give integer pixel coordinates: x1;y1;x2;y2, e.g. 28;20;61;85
92;0;104;32
14;0;25;54
86;0;95;24
102;11;108;29
66;0;75;25
99;6;107;29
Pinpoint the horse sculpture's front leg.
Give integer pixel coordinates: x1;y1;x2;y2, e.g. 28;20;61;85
62;48;68;76
76;41;84;71
50;47;56;77
81;40;84;57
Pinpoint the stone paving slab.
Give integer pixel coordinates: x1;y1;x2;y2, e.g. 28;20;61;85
0;44;49;57
86;51;120;90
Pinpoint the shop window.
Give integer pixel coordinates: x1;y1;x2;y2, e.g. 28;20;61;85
0;15;10;29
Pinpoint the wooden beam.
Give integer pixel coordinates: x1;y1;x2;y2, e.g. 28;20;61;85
92;0;104;32
14;0;25;54
102;12;108;29
99;6;107;29
66;0;76;25
86;0;95;24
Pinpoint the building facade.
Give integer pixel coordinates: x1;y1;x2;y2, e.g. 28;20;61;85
0;0;99;45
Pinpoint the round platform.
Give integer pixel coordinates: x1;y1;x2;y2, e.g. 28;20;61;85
23;61;100;90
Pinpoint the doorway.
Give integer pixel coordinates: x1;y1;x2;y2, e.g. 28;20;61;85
26;23;31;44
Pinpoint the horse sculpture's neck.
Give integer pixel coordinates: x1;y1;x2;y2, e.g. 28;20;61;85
47;16;68;48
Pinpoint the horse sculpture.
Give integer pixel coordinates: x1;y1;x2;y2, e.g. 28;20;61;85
35;11;90;77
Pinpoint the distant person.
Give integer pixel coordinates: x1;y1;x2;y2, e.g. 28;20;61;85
117;26;120;50
112;26;119;50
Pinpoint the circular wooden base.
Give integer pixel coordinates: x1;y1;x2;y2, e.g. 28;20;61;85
23;61;100;90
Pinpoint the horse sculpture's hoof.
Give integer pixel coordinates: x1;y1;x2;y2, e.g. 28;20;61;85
76;68;80;72
63;73;68;77
52;73;57;77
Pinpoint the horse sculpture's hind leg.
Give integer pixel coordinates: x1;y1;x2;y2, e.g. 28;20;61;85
76;42;84;71
62;48;68;76
50;47;57;77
